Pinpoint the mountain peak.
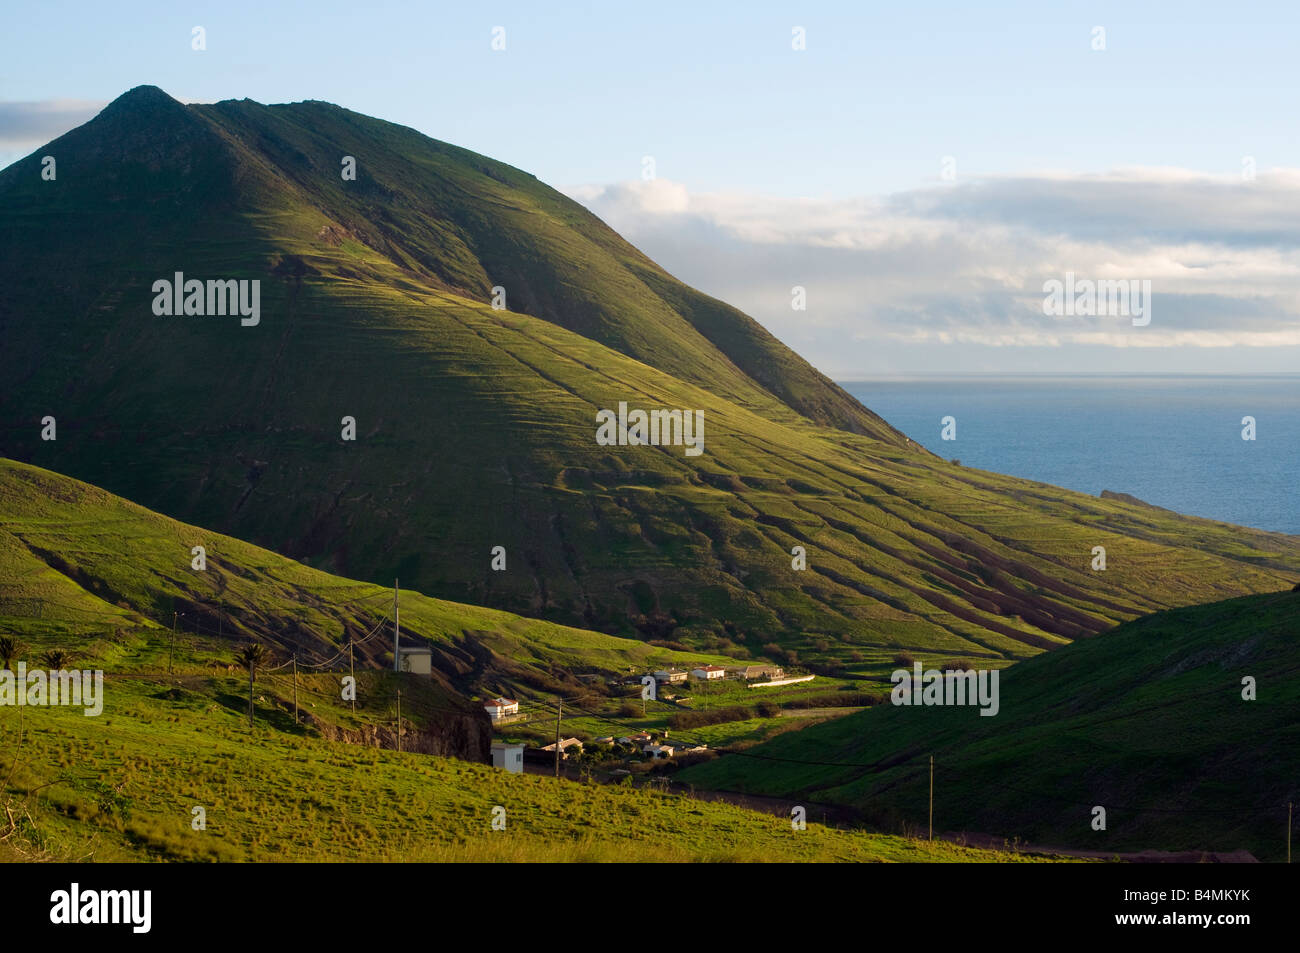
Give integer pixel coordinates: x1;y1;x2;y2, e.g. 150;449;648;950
103;84;185;115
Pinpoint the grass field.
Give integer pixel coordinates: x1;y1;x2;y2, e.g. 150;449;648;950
0;674;1062;863
679;590;1300;861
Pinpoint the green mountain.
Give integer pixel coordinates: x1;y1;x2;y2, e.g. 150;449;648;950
678;589;1300;860
2;86;1297;663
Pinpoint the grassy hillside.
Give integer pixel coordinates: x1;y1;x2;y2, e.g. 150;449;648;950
0;458;728;705
0;674;1059;863
1;86;1297;663
678;590;1300;860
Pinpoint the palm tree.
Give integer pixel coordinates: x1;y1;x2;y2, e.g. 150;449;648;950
233;643;269;680
233;643;270;727
0;636;25;672
40;648;72;670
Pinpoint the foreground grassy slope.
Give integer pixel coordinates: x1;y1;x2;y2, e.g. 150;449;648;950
0;676;1058;863
0;458;728;699
679;590;1300;860
2;86;1297;662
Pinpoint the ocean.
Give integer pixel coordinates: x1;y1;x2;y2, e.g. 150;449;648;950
839;376;1298;536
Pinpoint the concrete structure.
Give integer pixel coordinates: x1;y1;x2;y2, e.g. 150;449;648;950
749;674;817;688
397;645;432;675
491;742;524;774
653;668;688;684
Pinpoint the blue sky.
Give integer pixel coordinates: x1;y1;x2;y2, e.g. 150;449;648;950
4;1;1300;375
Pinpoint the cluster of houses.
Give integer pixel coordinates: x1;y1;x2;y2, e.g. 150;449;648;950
648;663;784;684
483;662;795;775
596;732;709;759
489;732;709;774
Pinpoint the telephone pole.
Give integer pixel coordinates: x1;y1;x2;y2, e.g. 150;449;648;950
929;755;934;841
392;579;400;671
396;689;402;752
554;698;562;778
292;653;299;724
348;638;355;714
247;662;255;728
169;611;178;674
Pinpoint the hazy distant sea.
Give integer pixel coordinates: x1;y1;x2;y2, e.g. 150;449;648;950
839;376;1298;536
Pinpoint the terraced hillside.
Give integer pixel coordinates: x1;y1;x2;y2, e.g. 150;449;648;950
679;590;1300;860
1;86;1297;664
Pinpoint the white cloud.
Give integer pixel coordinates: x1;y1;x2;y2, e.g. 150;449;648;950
564;169;1300;374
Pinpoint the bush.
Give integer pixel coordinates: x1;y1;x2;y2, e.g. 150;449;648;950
617;702;642;718
940;659;974;672
893;652;915;667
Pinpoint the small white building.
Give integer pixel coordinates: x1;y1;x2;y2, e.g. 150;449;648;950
691;665;727;681
491;742;524;774
398;645;432;675
654;669;688;684
484;697;520;721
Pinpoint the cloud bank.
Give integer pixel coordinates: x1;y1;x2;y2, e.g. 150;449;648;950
566;170;1300;375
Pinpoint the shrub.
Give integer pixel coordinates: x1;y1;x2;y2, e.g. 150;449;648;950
893;652;915;667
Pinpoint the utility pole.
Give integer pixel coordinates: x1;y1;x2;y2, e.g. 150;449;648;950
929;755;934;841
348;638;355;714
247;662;255;728
392;579;400;671
1289;802;1293;864
292;653;299;724
554;698;562;778
169;611;177;674
396;689;402;753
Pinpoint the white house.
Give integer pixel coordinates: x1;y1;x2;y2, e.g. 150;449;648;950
654;669;688;684
643;743;674;759
691;665;727;680
484;697;520;721
541;737;584;759
491;742;524;774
